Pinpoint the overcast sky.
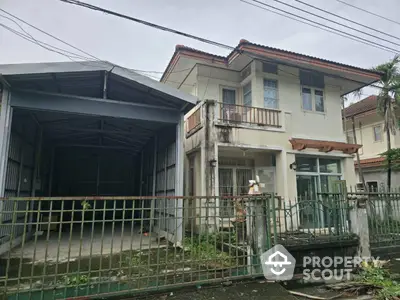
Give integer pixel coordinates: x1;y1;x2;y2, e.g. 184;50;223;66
1;0;399;103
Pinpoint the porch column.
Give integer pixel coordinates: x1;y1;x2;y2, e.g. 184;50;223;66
343;156;357;189
203;99;217;232
284;152;299;231
275;150;288;199
204;99;217;197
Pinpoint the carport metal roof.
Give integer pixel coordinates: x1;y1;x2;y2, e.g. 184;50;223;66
0;60;197;111
0;61;197;155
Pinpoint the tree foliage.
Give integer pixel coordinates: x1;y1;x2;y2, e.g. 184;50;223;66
373;55;400;136
380;148;400;171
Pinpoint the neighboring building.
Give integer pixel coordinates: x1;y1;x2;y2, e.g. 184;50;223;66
343;95;400;191
161;39;381;229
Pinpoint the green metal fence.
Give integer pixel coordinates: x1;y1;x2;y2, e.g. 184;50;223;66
0;194;353;299
277;193;354;247
353;190;400;250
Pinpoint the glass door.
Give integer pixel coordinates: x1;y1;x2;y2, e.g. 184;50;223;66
219;168;234;217
222;89;236;121
296;175;319;228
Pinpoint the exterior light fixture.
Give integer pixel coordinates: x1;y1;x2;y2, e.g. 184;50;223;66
289;162;297;171
209;159;217;167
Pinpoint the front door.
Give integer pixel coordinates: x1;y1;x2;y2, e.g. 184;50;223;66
296;175;319;228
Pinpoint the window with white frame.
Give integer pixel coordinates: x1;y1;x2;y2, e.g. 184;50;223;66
315;90;324;112
373;125;383;142
243;82;252;107
301;87;324;112
264;79;278;109
302;87;312;111
295;156;342;228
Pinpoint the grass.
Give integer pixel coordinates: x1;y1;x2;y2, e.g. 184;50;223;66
61;274;89;286
358;261;400;299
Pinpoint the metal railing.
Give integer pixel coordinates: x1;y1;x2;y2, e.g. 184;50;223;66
0;194;353;299
352;190;400;249
217;103;281;127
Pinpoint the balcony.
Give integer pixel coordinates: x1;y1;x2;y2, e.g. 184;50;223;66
217;102;282;128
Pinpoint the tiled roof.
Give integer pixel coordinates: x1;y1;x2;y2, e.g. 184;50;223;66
356;157;384;168
162;39;383;82
343;95;378;118
235;40;382;76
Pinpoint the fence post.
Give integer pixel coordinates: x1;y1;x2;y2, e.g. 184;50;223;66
349;194;371;258
246;195;268;274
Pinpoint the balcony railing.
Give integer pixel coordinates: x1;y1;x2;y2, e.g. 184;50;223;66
217;103;281;128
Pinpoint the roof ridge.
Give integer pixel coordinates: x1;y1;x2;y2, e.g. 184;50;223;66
169;39;382;76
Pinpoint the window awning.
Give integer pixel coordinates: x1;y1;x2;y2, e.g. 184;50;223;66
289;138;362;154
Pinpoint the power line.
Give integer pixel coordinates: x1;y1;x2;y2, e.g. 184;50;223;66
0;8;101;61
58;0;386;92
0;9;194;75
0;23;92;61
241;0;397;55
292;0;400;42
0;16;93;61
336;0;400;27
249;0;400;53
58;0;233;51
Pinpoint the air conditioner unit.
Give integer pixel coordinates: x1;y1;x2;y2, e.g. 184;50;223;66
227;111;242;123
222;108;242;123
356;183;364;192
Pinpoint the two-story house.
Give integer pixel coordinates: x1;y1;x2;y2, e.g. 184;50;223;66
161;39;381;229
343;95;399;191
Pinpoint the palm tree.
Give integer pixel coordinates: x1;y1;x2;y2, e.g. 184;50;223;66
373;55;400;191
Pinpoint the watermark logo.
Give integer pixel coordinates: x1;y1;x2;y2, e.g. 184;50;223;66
260;244;296;280
261;244;379;282
302;255;379;281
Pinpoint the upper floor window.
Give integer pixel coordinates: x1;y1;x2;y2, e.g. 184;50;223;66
302;87;312;111
262;62;278;74
243;82;252;106
373;125;383;142
315;90;324;112
264;79;278;109
222;88;236;105
301;87;324;112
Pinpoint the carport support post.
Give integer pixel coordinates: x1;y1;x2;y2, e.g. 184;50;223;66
48;148;55;196
139;150;144;196
174;113;184;246
150;135;157;232
0;87;13;197
16;145;24;197
29;127;42;234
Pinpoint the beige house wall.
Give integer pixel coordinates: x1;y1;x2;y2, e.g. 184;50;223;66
344;113;398;160
183;62;358;214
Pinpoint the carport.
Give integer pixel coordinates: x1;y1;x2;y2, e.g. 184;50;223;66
0;61;196;251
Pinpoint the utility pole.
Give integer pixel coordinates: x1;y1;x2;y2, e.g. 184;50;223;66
352;116;366;191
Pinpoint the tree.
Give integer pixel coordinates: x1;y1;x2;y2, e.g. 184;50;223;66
373;55;400;191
